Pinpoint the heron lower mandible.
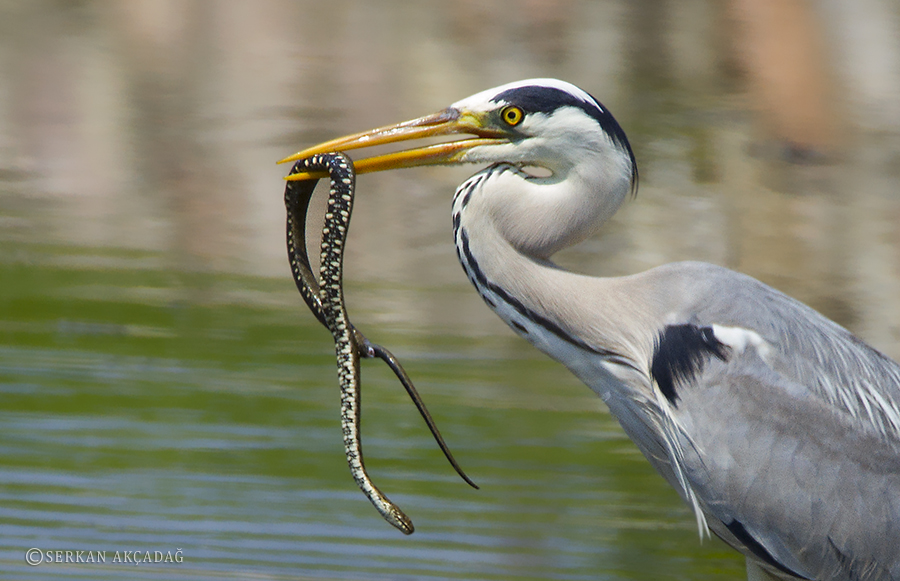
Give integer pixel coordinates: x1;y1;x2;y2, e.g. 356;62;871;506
281;79;900;581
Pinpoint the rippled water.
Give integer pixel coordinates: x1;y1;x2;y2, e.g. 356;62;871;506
2;1;900;580
0;248;740;580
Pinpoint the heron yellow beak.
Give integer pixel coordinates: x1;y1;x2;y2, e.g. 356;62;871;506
278;108;507;181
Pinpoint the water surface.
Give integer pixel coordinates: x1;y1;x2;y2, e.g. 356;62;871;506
2;1;900;579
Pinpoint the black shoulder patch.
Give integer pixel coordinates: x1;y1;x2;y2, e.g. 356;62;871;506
726;520;810;579
650;324;729;406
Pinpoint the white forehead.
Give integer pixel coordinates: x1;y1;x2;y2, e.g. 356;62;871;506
451;78;595;111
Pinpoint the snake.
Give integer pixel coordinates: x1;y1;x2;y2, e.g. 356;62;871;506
284;152;477;535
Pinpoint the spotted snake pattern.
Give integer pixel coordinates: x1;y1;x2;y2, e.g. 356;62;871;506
284;154;475;534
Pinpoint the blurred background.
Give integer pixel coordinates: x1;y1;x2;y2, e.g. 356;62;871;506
1;0;900;579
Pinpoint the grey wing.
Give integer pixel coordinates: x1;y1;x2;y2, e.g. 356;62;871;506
676;354;900;580
665;269;900;580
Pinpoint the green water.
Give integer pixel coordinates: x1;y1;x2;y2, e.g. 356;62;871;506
3;0;900;579
0;240;743;579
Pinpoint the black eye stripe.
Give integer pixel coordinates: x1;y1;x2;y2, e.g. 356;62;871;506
491;85;625;145
490;84;637;191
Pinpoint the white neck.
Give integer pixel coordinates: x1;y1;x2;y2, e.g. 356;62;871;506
451;164;652;378
456;105;635;261
488;162;630;260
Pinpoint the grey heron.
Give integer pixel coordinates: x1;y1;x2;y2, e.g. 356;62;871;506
281;79;900;581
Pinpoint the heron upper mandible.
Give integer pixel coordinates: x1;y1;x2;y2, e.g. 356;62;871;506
281;79;900;581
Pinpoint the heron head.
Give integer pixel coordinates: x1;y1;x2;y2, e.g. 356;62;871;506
279;78;636;192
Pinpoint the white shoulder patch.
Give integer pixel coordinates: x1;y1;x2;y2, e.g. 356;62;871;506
711;325;771;359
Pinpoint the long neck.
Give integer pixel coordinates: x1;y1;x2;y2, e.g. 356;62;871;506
451;164;656;381
468;156;631;260
451;162;715;530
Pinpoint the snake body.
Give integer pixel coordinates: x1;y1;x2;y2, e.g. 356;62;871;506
284;153;475;535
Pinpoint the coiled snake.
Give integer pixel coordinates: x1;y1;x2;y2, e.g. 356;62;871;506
284;153;476;534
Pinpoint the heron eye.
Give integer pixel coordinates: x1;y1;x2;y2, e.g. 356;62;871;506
501;106;524;126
